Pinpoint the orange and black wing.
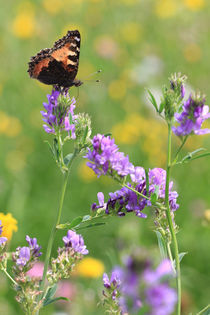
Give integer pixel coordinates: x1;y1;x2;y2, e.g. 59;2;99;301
28;30;81;87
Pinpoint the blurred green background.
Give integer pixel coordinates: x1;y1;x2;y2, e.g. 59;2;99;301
1;0;210;314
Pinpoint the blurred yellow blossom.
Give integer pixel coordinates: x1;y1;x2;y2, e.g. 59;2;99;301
43;0;64;14
0;111;22;137
121;22;142;44
75;257;104;278
112;113;167;166
204;209;210;222
155;0;178;18
0;213;18;240
5;150;26;172
183;44;201;63
108;79;127;100
78;161;96;182
184;0;204;10
12;9;35;39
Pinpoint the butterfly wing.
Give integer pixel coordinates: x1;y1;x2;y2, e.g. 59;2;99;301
28;30;81;87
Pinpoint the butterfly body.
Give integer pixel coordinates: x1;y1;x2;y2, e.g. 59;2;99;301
28;30;83;88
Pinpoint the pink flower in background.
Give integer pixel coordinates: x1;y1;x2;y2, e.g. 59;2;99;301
27;262;44;279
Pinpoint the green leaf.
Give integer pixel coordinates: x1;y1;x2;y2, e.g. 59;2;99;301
53;138;59;161
44;296;68;307
104;133;112;137
159;101;165;114
44;140;55;158
56;216;83;230
147;89;158;112
43;284;57;306
155;231;167;259
76;222;106;231
177;252;187;263
64;153;73;167
82;126;89;144
150;185;159;204
179;148;208;164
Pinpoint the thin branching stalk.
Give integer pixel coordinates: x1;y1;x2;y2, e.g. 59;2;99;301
165;123;181;315
38;149;78;304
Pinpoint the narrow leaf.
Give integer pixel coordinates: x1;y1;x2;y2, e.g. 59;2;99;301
64;153;73;167
147;89;158;112
82;126;89;144
76;222;106;231
43;284;57;306
159;101;165;114
104;133;112;137
69;112;73;125
44;296;68;307
44;140;55;158
155;231;167;259
151;185;159;204
178;252;187;263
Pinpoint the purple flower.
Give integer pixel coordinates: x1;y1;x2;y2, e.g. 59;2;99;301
16;247;30;267
143;259;174;285
26;235;42;257
62;230;88;255
85;134;134;177
41;89;77;136
172;94;210;136
145;284;177;315
0;221;7;246
103;270;122;301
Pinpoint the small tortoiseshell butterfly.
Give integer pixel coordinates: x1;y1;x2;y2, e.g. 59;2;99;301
28;30;83;88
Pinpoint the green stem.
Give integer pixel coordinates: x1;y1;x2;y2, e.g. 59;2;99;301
2;268;18;286
121;183;150;201
196;304;210;315
38;150;77;300
165;123;181;315
166;242;176;274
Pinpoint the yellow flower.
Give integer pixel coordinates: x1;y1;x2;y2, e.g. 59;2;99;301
155;0;178;18
75;257;104;278
184;0;204;10
43;0;64;14
12;11;35;39
78;161;96;182
0;111;22;137
0;213;18;240
204;209;210;222
183;44;201;63
5;150;26;172
120;22;142;44
108;79;127;100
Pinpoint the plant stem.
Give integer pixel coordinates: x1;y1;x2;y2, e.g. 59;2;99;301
38;150;77;300
166;242;176;274
196;304;210;315
165;123;181;315
2;268;18;286
121;183;150;201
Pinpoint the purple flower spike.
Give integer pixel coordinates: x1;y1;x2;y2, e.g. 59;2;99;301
85;134;134;177
63;230;88;255
172;94;210;136
16;247;30;267
41;89;77;136
26;235;42;257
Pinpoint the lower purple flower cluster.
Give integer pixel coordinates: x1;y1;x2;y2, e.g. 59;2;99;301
14;235;42;268
92;167;179;218
172;94;210;136
103;258;177;315
41;89;76;137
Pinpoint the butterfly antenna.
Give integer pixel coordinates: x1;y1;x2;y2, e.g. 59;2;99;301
81;69;102;81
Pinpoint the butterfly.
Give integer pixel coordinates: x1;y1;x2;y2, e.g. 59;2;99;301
28;30;83;88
